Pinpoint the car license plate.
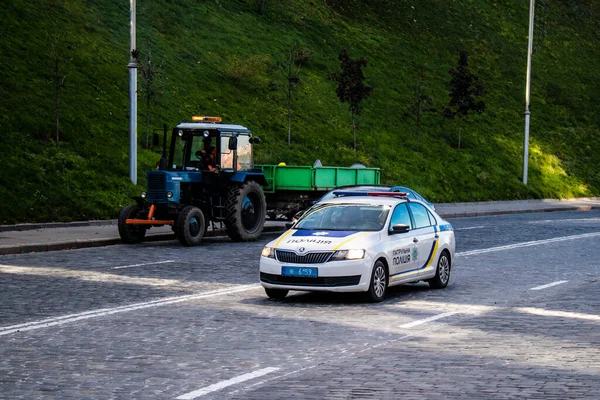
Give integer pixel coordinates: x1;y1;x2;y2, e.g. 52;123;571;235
282;267;318;278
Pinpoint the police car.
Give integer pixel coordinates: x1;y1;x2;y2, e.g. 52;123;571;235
260;192;455;302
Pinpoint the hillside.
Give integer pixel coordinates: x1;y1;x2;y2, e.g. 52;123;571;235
1;0;599;223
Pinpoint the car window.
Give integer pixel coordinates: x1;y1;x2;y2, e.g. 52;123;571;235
409;203;431;229
427;209;437;226
295;204;390;231
389;203;412;231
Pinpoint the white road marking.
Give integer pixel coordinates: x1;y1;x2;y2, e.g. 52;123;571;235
529;280;569;291
455;226;485;231
529;218;600;224
457;231;600;257
111;260;176;270
0;284;259;336
515;307;600;322
398;311;459;328
225;317;469;398
3;231;598;337
176;367;280;399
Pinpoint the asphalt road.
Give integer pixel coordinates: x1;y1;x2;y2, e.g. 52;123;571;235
1;210;599;399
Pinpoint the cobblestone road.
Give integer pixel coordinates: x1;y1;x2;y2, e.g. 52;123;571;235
0;210;599;399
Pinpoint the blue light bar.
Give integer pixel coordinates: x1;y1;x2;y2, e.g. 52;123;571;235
332;191;408;198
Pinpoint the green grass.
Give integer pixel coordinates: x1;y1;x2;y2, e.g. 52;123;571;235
0;0;599;223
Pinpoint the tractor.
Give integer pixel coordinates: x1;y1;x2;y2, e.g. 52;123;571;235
118;116;267;246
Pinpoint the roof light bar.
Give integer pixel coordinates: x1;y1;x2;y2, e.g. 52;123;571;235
332;191;408;198
191;116;222;123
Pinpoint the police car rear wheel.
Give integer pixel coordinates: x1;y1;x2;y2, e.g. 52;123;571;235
366;261;387;302
428;250;451;289
265;288;288;299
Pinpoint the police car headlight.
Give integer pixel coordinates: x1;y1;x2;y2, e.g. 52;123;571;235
140;191;147;199
261;246;275;258
331;249;365;261
167;191;174;198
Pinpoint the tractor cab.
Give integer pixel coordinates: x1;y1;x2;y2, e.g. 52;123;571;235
118;116;268;247
167;116;261;174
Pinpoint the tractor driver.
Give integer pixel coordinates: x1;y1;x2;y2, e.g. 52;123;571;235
202;145;217;171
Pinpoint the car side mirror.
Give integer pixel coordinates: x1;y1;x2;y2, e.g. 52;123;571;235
250;137;261;144
285;223;293;230
391;224;410;234
228;136;238;150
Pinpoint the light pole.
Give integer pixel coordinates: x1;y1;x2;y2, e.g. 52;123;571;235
523;0;535;185
127;0;137;185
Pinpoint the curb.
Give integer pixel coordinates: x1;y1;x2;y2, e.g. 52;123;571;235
437;205;597;219
1;204;599;256
0;219;118;233
0;226;286;256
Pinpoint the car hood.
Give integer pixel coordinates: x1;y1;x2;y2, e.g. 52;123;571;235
269;229;380;252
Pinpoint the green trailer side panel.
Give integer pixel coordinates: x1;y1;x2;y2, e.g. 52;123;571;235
256;164;380;192
313;167;380;190
357;168;380;184
275;166;313;190
259;165;276;193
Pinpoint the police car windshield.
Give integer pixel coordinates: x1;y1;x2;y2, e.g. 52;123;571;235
295;204;390;231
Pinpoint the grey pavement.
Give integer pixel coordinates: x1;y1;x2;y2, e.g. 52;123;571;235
1;210;599;399
0;197;599;255
0;221;286;255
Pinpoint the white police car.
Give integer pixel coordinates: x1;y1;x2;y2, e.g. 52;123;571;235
260;192;455;302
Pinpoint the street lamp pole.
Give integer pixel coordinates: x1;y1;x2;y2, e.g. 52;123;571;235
523;0;535;185
127;0;137;185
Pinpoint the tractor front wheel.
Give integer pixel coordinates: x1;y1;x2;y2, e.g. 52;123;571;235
224;181;266;242
175;206;206;246
118;204;147;244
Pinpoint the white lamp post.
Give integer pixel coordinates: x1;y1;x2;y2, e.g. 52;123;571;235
127;0;137;185
523;0;535;185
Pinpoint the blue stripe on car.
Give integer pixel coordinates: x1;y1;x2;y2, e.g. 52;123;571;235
291;230;360;238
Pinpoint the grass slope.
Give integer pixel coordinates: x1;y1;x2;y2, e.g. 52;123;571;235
0;0;599;223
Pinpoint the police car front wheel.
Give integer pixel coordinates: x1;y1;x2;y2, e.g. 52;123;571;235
366;260;388;302
428;250;451;289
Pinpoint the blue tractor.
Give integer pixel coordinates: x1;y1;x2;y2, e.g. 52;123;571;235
118;116;267;246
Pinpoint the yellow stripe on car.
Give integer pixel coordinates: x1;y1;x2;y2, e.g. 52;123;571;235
333;232;371;251
274;230;295;248
426;240;439;268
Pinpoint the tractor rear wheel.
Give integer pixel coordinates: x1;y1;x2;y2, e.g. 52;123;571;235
118;204;147;244
175;206;206;246
224;181;266;242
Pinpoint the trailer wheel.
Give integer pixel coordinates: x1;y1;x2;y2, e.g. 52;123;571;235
118;204;147;244
175;206;206;246
224;181;266;242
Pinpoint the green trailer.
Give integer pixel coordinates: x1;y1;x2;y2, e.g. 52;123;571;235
256;164;381;219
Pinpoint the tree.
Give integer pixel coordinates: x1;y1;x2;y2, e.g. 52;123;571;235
257;0;266;14
444;51;485;149
46;33;72;145
404;69;436;152
328;49;373;150
275;42;311;144
41;0;73;145
134;39;162;149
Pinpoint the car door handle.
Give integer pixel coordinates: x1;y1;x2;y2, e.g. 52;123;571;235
435;234;439;239
413;238;419;243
